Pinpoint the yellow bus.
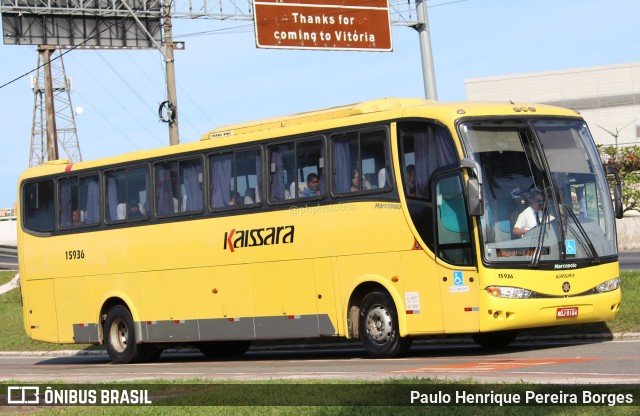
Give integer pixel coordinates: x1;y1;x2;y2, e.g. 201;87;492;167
17;98;623;363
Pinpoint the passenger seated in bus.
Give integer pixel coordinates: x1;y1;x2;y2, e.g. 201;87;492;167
300;173;321;197
71;209;80;225
128;199;143;219
350;168;360;192
228;191;241;206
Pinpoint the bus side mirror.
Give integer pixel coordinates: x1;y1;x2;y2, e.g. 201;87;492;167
460;158;484;216
467;177;484;217
605;165;623;219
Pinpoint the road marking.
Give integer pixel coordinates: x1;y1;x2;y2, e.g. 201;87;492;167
394;357;602;373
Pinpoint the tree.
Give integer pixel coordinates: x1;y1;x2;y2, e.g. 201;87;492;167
599;145;640;214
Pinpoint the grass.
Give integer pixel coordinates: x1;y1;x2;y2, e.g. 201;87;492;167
0;271;638;353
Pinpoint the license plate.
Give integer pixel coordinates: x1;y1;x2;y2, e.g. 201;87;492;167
556;307;579;319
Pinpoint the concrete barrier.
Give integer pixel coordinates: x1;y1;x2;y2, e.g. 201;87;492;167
0;218;17;247
617;215;640;251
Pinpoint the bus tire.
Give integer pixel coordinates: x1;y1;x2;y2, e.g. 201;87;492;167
471;330;518;349
359;291;412;358
198;341;252;358
104;305;145;364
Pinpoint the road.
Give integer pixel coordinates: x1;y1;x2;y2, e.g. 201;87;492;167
1;338;638;384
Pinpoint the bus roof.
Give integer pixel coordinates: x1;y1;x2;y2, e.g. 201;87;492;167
201;97;581;140
200;98;432;140
19;98;581;180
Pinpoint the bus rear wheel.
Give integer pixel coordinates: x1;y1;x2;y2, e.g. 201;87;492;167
104;305;146;364
471;330;518;349
358;291;412;358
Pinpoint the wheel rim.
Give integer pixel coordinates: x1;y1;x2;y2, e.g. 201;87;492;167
365;304;392;344
109;317;129;353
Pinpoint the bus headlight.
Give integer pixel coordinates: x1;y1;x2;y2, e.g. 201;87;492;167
486;286;532;299
596;277;620;293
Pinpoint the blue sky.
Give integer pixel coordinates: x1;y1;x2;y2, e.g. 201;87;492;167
0;0;638;208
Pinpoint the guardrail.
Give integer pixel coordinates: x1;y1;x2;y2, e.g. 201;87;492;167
0;245;17;256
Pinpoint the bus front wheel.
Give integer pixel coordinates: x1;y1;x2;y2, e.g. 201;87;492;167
358;291;412;358
104;305;146;364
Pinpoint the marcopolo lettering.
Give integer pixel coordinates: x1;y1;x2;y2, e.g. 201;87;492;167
224;225;295;252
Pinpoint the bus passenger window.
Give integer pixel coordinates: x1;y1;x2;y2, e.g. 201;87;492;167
179;159;203;212
297;140;324;199
210;149;261;209
332;129;388;194
59;177;78;228
59;175;100;228
80;176;100;225
400;122;457;199
156;161;178;215
235;149;261;206
156;158;203;215
22;179;55;232
105;166;149;222
268;143;295;202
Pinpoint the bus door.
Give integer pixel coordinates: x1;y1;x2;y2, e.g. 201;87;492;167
433;172;480;333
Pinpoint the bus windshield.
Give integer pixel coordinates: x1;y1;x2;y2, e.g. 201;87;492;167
460;118;617;266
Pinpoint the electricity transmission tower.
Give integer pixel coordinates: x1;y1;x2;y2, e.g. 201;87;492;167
29;48;82;167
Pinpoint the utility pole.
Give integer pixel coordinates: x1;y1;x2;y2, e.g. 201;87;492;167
597;119;637;156
164;0;179;145
414;0;438;100
41;46;59;161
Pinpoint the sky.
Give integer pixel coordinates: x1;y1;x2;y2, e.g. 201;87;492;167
0;0;639;208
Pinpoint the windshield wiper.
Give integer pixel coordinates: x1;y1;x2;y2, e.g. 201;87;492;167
564;204;600;264
530;202;550;268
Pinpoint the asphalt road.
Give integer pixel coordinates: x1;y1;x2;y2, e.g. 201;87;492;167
1;338;638;384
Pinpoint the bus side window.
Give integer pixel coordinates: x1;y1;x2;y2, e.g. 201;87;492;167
268;143;294;202
23;179;55;232
60;175;100;228
156;161;179;215
297;139;324;199
333;129;388;194
180;159;204;212
235;149;261;207
332;133;358;194
360;130;387;190
80;175;100;225
59;177;79;228
400;123;458;200
156;158;203;215
106;167;149;222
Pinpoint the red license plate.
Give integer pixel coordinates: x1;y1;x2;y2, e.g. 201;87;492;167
556;307;579;319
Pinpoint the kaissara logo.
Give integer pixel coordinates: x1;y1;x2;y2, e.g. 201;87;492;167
223;225;295;252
